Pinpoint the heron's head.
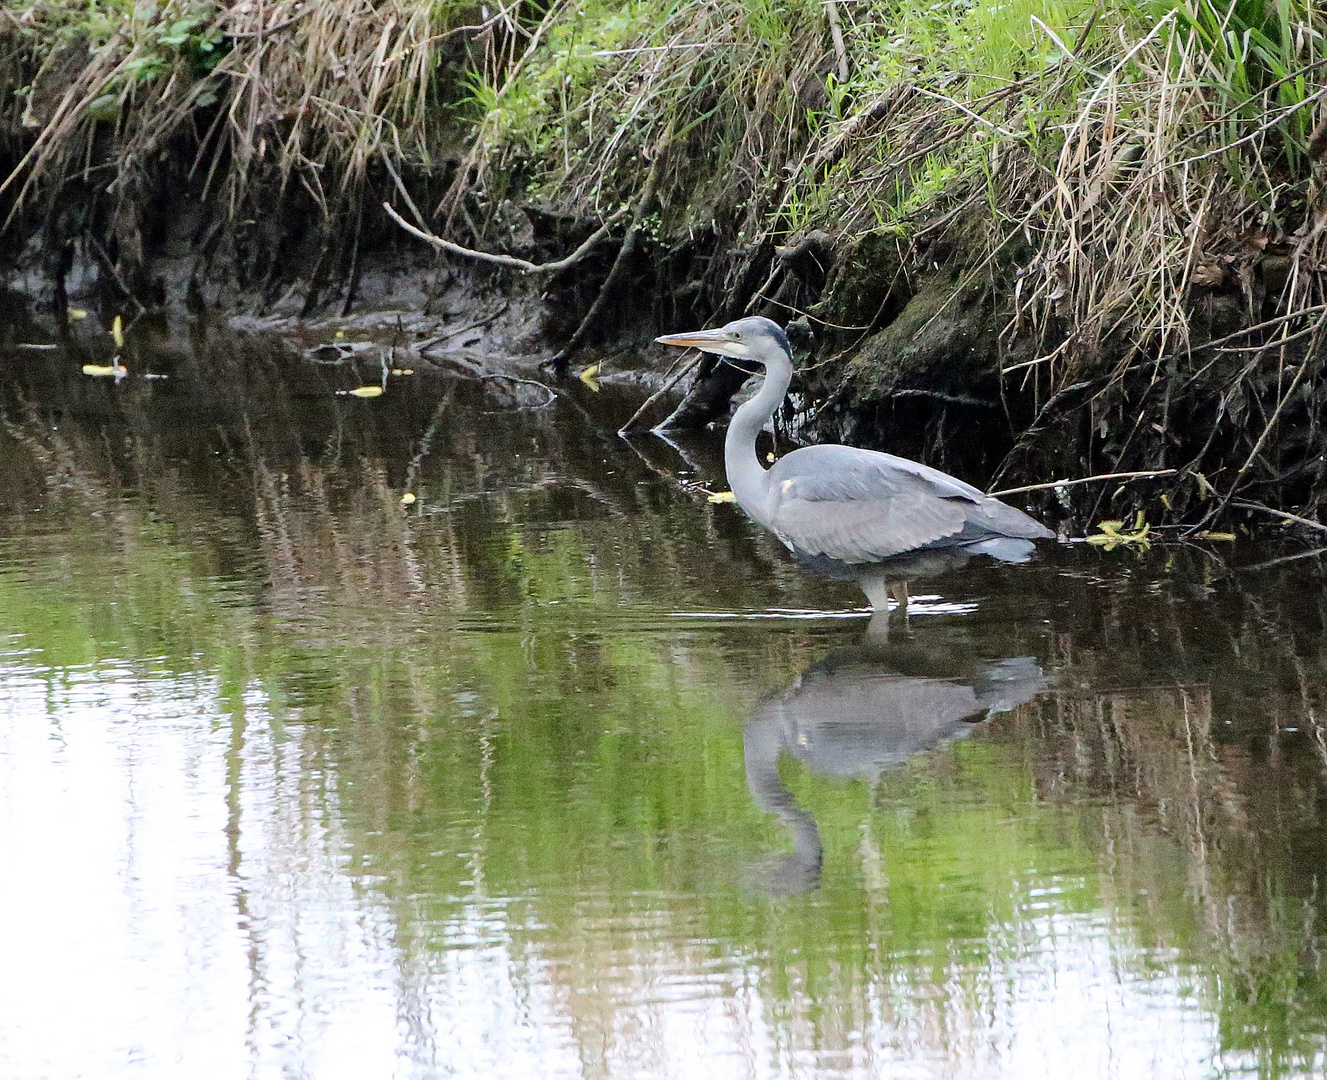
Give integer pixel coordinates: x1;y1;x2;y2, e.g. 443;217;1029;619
656;316;792;367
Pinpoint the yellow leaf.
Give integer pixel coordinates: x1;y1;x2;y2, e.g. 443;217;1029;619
707;490;737;504
578;364;600;391
400;492;416;506
391;368;414;376
1086;513;1151;550
82;363;127;378
345;386;384;398
1195;530;1236;541
766;452;775;463
335;330;345;339
67;308;89;320
111;315;124;349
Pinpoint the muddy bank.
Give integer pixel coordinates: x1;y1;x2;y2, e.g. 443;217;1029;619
2;188;1323;543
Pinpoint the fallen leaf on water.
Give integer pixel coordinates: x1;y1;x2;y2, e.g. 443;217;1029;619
82;363;127;379
1086;511;1151;551
342;386;384;398
111;315;124;349
400;492;416;506
391;368;414;376
578;364;601;391
67;308;88;320
335;330;345;339
707;490;737;504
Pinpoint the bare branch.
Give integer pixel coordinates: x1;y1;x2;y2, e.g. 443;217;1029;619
383;201;626;274
1231;501;1327;535
989;469;1177;497
618;355;700;435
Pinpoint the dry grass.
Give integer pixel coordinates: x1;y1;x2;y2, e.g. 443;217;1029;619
0;0;454;228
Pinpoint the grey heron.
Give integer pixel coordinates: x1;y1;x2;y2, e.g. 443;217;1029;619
656;316;1054;611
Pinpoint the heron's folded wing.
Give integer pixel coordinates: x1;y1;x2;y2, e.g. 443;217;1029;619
769;466;973;562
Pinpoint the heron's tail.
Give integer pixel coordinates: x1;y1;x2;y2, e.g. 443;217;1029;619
966;536;1037;563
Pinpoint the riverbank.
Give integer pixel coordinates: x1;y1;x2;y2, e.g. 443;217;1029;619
3;0;1326;532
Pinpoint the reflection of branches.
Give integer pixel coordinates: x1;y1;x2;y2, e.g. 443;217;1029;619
404;398;450;496
477;373;558;411
244;421;433;619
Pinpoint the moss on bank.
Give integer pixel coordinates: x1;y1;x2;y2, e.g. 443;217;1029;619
3;0;1327;530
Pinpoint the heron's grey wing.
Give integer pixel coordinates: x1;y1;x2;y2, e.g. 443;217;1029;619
766;446;1046;562
766;454;968;560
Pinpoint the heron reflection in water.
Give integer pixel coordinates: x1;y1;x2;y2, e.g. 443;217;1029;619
745;643;1049;895
657;317;1054;612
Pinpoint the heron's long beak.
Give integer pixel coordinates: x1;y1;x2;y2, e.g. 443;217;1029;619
655;327;732;355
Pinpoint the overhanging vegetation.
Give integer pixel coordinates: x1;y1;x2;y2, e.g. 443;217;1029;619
3;0;1327;528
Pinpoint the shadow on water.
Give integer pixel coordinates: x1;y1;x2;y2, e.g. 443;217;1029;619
3;324;1327;1076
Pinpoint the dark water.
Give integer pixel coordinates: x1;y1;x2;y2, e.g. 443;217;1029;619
2;321;1327;1079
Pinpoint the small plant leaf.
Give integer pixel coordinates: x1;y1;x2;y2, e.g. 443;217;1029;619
1087;511;1151;550
707;490;737;503
345;386;384;398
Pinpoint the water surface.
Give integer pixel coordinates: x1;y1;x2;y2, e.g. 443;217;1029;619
1;322;1325;1079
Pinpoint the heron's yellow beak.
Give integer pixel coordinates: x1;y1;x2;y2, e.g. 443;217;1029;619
655;327;734;355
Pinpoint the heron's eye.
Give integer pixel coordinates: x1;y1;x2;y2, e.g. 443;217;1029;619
731;331;743;341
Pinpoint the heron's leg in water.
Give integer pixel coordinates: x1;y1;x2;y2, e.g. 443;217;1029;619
858;573;909;636
856;567;894;612
889;580;909;612
866;608;893;637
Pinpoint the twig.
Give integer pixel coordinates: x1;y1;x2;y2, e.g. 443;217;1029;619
478;373;558;409
1186;303;1327;353
1212;320;1324;523
1239;546;1327;572
223;8;313;38
591;43;707;57
1230;500;1327;535
86;234;147;314
988;469;1176;497
417;304;510;353
384;201;626;274
617;355;700;435
823;0;849;82
891;388;1001;409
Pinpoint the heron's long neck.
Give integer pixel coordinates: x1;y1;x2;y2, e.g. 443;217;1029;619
724;358;792;525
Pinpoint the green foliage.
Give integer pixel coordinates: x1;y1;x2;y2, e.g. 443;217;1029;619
1145;0;1319;166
